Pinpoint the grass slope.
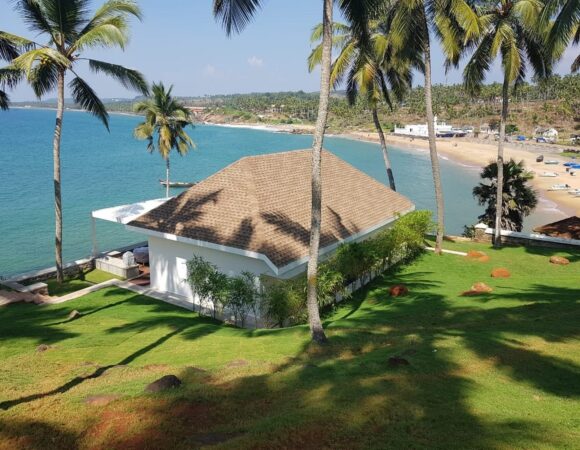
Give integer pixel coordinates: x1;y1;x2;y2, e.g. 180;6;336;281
0;243;578;449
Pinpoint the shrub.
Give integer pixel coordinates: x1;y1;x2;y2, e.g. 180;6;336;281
186;255;217;314
226;272;258;328
260;277;306;327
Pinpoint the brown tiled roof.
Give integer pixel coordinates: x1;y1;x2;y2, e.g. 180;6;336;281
533;216;580;240
129;149;414;268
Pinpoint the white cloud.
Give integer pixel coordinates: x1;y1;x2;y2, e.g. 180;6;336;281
247;56;264;68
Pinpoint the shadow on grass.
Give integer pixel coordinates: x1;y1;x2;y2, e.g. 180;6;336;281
0;294;219;411
1;265;579;448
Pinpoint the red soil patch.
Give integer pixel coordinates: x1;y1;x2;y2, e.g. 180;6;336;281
462;282;493;296
491;268;511;278
389;284;409;297
465;250;490;263
550;256;570;265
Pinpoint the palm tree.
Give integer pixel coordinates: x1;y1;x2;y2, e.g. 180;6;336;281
212;0;380;344
473;159;538;232
388;0;480;253
308;20;416;191
542;0;579;72
463;0;550;247
0;0;148;283
133;83;195;198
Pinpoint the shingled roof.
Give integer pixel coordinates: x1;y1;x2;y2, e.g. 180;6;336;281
129;150;414;269
533;216;580;240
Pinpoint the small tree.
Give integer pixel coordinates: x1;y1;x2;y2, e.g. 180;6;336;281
226;272;258;328
206;270;230;319
473;159;538;232
186;255;216;314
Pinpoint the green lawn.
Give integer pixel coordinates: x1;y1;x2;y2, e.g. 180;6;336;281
0;243;578;449
40;269;123;296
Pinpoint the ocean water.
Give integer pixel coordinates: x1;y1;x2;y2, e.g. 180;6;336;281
1;108;487;277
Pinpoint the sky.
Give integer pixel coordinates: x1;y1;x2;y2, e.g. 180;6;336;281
0;0;577;101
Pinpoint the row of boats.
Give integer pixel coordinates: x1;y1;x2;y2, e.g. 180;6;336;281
548;183;580;196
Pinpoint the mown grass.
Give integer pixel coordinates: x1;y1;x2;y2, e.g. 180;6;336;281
41;269;123;296
0;243;579;449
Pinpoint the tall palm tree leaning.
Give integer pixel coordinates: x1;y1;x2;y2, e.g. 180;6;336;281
133;83;195;198
0;0;148;283
212;0;379;344
308;20;416;191
388;0;480;253
463;0;550;247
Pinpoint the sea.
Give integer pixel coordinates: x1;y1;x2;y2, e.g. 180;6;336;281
0;108;560;277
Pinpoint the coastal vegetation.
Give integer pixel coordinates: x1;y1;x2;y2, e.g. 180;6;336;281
0;0;148;283
1;242;578;448
133;83;195;198
186;210;432;328
473;160;538;232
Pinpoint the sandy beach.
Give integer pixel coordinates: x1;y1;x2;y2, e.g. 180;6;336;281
345;131;580;220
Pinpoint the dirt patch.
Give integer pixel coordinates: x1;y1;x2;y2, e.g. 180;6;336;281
226;359;249;368
84;394;121;406
466;250;489;263
491;268;511;278
143;364;169;371
550;256;570;265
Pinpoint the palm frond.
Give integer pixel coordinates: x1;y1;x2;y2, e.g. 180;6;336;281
0;66;25;90
39;0;91;43
12;0;56;39
0;32;35;61
0;89;9;110
74;17;130;51
29;59;60;97
69;75;109;130
12;48;70;76
213;0;262;36
88;59;148;94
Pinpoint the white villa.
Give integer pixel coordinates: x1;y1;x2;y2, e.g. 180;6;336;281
91;149;414;309
394;116;455;138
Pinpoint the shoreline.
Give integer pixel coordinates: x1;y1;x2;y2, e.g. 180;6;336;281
202;120;577;223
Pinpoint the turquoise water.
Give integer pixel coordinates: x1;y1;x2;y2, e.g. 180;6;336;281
0;108;485;277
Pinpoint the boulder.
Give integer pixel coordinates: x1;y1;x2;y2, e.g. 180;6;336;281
84;394;120;406
389;284;409;297
550;256;570;265
388;356;410;367
68;310;82;321
491;268;511;278
145;375;182;393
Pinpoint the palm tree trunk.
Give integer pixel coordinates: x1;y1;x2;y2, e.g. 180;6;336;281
494;75;509;247
305;0;333;345
53;69;65;283
372;106;396;191
165;157;170;198
423;37;445;254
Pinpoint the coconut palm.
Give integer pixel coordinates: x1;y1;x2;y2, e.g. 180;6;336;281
542;0;579;72
133;83;195;198
0;0;148;283
213;0;381;344
473;159;538;232
387;0;480;253
463;0;550;247
308;20;417;191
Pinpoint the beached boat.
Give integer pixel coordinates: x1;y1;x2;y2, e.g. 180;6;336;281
539;171;558;177
568;188;580;195
548;183;571;191
544;160;559;165
536;155;544;162
159;180;196;188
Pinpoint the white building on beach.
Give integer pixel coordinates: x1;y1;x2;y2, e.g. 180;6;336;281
394;116;455;137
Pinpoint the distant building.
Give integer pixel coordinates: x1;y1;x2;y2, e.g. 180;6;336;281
394;116;455;138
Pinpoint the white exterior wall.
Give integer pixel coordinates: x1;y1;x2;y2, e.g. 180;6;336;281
148;236;274;303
